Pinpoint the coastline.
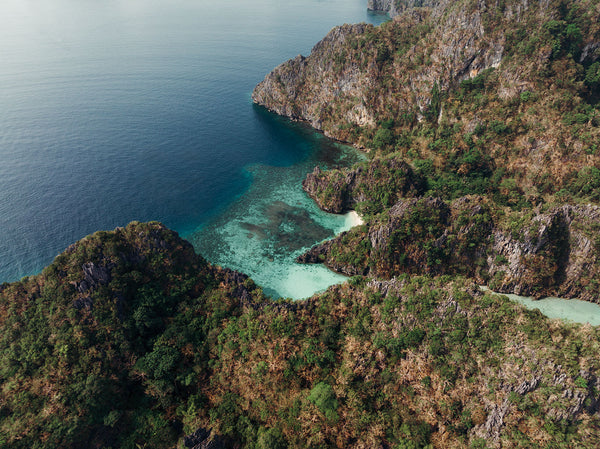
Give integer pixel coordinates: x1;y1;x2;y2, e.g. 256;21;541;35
481;286;600;326
341;210;364;230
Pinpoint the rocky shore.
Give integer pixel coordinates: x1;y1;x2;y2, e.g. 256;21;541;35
298;196;600;303
253;0;600;304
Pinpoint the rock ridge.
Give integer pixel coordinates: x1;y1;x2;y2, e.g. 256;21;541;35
299;198;600;303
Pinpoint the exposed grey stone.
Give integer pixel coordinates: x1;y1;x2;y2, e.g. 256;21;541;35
515;377;539;395
184;427;224;449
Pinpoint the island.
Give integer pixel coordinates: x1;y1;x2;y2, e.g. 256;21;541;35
2;0;600;447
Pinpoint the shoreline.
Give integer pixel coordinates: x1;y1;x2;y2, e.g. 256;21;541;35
345;210;364;228
480;286;600;326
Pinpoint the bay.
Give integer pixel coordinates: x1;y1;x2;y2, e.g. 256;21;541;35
0;0;387;294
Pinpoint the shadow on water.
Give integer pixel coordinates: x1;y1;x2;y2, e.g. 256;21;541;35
251;104;313;167
251;103;365;170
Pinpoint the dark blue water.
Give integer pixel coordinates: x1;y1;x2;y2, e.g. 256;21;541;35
0;0;387;283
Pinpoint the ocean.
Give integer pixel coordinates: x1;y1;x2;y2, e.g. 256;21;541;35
0;0;387;297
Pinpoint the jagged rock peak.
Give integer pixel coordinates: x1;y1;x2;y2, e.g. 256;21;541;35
368;0;448;17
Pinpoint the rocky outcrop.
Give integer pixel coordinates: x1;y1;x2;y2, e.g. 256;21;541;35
215;267;255;307
488;205;600;301
72;262;112;310
302;156;425;214
297;234;367;276
363;276;600;446
367;0;399;16
252;1;506;142
2;219;600;447
254;0;600;207
184;427;224;449
368;0;447;17
299;198;600;303
472;363;600;442
252;23;377;138
298;196;493;277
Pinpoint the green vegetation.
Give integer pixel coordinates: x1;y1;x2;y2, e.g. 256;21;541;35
293;0;600;301
315;196;497;280
261;0;600;213
303;155;426;216
0;222;260;448
1;225;599;447
4;0;600;447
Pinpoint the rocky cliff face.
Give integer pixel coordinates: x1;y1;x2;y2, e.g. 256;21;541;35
252;23;377;135
302;156;426;213
253;0;600;195
299;198;600;303
367;0;398;15
256;0;600;305
252;0;505;139
365;276;600;445
367;0;447;17
488;204;600;301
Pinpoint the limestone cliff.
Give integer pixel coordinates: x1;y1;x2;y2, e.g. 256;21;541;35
252;23;377;134
302;156;426;213
299;197;600;303
253;0;504;139
256;0;600;304
253;0;600;194
488;204;600;301
3;1;600;447
367;0;447;17
367;0;399;16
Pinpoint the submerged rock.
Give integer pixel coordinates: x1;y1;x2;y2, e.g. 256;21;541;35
241;200;333;255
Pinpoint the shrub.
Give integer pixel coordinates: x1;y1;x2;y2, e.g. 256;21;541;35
308;382;339;421
373;128;395;150
257;427;287;449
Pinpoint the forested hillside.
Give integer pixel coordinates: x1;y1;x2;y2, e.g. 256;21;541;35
2;0;600;447
1;223;600;448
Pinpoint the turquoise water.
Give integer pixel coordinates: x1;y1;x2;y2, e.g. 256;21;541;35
481;287;600;326
0;0;387;288
190;110;366;298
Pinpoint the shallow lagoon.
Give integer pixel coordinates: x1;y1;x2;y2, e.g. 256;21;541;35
190;111;366;299
481;287;600;326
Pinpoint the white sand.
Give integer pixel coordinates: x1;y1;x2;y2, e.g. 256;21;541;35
339;210;364;232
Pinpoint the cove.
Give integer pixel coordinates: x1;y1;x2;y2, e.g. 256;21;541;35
189;108;366;299
481;287;600;326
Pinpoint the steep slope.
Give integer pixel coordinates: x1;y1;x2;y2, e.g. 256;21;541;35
3;1;600;447
367;0;447;17
254;0;600;302
253;0;600;198
1;223;599;448
0;222;262;448
299;196;600;302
